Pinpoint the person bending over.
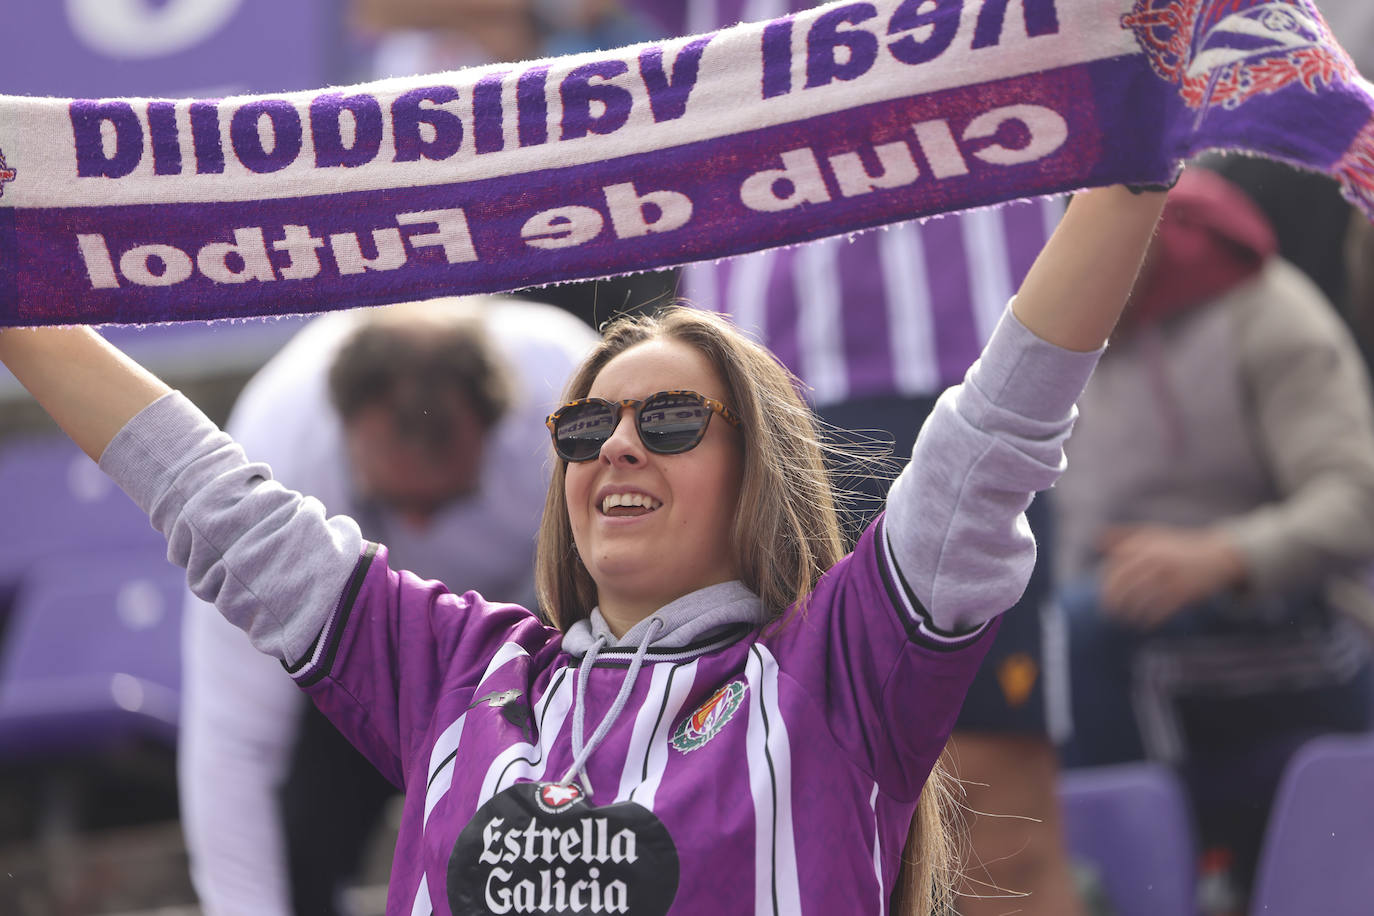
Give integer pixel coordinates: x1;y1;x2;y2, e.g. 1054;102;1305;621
179;296;598;915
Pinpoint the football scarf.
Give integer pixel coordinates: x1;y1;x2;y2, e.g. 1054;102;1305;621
0;0;1370;326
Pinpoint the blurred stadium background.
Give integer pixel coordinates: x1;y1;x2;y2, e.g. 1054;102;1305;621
0;3;381;912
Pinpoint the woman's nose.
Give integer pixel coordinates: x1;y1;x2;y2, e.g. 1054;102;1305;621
598;408;645;466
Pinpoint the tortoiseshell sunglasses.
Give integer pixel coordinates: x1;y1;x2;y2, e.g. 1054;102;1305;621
546;389;741;462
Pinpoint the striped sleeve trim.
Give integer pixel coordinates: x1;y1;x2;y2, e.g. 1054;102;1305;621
284;541;379;687
876;517;989;652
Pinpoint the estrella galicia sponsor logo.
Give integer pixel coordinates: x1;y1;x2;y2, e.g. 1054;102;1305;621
0;148;15;198
449;781;679;915
670;679;747;753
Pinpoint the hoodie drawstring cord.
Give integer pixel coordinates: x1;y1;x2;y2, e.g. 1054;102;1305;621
559;616;664;796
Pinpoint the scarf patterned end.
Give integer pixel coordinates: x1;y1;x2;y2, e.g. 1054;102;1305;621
1124;0;1361;110
1336;118;1374;215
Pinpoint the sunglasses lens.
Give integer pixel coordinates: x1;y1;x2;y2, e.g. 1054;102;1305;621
639;393;711;454
555;401;616;461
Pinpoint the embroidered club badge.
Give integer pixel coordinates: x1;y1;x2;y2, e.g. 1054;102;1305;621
671;680;747;753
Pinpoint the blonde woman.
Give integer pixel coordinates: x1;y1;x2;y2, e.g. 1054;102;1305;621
0;185;1165;914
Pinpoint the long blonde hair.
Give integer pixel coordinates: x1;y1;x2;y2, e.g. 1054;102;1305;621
534;305;956;913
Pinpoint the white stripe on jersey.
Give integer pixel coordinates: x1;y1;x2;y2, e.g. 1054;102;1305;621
617;660;701;806
484;641;533;681
879;223;940;396
960;207;1014;346
424;736;460;828
409;872;431;916
477;665;577;801
746;645;801;915
423;642;530;826
427;717;466;786
869;783;887;916
796;237;849;404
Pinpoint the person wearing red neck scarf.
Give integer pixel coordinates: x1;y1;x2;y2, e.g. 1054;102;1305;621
1122;168;1279;337
1056;168;1374;912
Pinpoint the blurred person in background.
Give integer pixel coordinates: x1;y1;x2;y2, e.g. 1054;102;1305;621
1055;168;1374;913
1320;0;1374;77
1328;0;1374;372
179;297;598;916
621;4;1089;914
1346;205;1374;361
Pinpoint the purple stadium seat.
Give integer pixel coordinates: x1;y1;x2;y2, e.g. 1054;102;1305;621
0;435;164;596
1250;733;1374;915
0;548;185;757
1058;762;1198;916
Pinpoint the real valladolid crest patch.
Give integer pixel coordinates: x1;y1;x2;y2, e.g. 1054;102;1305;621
671;679;748;753
1;0;1372;327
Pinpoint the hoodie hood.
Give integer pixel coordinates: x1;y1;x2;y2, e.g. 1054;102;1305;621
561;579;766;658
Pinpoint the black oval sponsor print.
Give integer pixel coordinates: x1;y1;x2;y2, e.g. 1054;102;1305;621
449;781;679;915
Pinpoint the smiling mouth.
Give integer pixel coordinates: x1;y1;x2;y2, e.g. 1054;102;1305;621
601;493;663;517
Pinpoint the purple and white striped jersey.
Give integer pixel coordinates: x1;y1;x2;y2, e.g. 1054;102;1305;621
291;519;992;916
630;0;1062;405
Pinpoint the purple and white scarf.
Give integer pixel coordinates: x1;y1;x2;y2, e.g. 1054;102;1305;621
1;0;1371;326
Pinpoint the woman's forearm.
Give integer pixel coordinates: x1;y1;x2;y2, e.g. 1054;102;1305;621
0;326;171;461
1012;185;1167;352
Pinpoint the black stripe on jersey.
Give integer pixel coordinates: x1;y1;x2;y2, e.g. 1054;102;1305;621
584;624;755;666
286;541;379;687
427;748;458;793
876;519;988;652
751;645;782;916
630;662;688;804
537;667;571;739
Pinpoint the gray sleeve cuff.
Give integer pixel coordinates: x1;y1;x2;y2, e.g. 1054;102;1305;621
967;304;1104;423
884;302;1102;632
